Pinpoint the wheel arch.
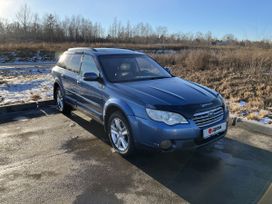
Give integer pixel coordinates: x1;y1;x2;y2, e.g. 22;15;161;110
53;82;60;99
53;79;64;100
103;99;135;131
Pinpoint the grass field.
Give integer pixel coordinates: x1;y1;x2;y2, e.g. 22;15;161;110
152;48;272;121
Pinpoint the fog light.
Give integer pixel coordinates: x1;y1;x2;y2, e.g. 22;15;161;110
160;140;172;150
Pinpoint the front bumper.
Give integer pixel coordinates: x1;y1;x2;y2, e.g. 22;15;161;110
128;110;229;151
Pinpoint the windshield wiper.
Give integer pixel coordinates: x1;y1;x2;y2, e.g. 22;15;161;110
113;76;171;83
147;76;171;80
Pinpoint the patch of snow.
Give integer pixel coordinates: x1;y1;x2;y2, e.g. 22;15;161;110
0;61;55;67
0;65;54;106
239;100;247;107
259;117;272;124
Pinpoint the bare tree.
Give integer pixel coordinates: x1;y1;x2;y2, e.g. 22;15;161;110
0;18;6;41
0;4;259;47
156;26;168;44
16;4;32;35
43;14;57;42
223;34;236;41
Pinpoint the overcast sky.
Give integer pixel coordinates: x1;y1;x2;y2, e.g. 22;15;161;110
0;0;271;40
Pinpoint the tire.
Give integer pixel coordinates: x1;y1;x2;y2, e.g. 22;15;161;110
107;111;135;156
55;86;72;114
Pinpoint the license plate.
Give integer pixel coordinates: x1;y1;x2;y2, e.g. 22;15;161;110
203;122;227;139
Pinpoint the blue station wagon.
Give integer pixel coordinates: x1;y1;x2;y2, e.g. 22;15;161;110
52;48;229;156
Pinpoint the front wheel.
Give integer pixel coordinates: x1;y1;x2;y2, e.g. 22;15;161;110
107;111;135;156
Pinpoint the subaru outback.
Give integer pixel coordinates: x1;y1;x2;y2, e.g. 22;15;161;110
52;48;229;156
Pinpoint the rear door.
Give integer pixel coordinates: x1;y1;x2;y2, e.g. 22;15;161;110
76;54;104;120
59;52;82;103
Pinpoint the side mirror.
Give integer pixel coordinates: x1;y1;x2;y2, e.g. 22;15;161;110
164;67;172;74
83;72;99;81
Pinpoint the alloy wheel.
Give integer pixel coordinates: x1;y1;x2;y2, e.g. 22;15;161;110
56;89;64;112
110;118;129;152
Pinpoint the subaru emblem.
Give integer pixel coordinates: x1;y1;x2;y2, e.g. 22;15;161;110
208;111;214;117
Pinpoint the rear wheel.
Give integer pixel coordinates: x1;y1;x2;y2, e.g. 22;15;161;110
107;111;135;156
55;86;71;114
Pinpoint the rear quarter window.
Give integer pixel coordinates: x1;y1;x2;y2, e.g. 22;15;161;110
57;53;68;68
57;53;82;73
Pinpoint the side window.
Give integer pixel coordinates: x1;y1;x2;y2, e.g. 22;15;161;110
57;53;68;68
66;54;82;73
80;55;100;76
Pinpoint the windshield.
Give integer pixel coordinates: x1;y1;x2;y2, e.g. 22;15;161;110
98;54;172;82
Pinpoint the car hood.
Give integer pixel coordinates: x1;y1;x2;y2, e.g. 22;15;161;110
113;77;220;111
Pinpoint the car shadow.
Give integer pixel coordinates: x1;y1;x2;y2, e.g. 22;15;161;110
66;111;110;144
0;106;57;124
66;111;272;204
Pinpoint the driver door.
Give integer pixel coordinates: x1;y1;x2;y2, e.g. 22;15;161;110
76;54;104;120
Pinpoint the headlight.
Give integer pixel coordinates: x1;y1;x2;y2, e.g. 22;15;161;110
146;108;188;125
218;94;228;109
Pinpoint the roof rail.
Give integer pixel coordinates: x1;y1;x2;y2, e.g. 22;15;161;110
67;47;92;52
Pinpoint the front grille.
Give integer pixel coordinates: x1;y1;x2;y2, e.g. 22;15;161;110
192;107;224;128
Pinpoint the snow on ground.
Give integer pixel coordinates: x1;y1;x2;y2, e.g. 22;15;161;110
0;63;54;106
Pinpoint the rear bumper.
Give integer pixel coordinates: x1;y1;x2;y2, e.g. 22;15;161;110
128;110;229;151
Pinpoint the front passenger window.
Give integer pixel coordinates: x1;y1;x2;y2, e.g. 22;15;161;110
80;55;100;76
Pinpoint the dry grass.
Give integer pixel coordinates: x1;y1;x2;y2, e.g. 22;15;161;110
152;48;272;117
152;48;272;71
31;94;42;101
0;42;239;52
0;42;271;119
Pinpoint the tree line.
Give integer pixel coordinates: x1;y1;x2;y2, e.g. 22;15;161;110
0;4;270;47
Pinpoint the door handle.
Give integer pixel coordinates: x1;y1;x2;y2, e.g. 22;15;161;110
77;80;81;84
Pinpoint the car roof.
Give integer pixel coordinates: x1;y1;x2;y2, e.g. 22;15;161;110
67;47;143;56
